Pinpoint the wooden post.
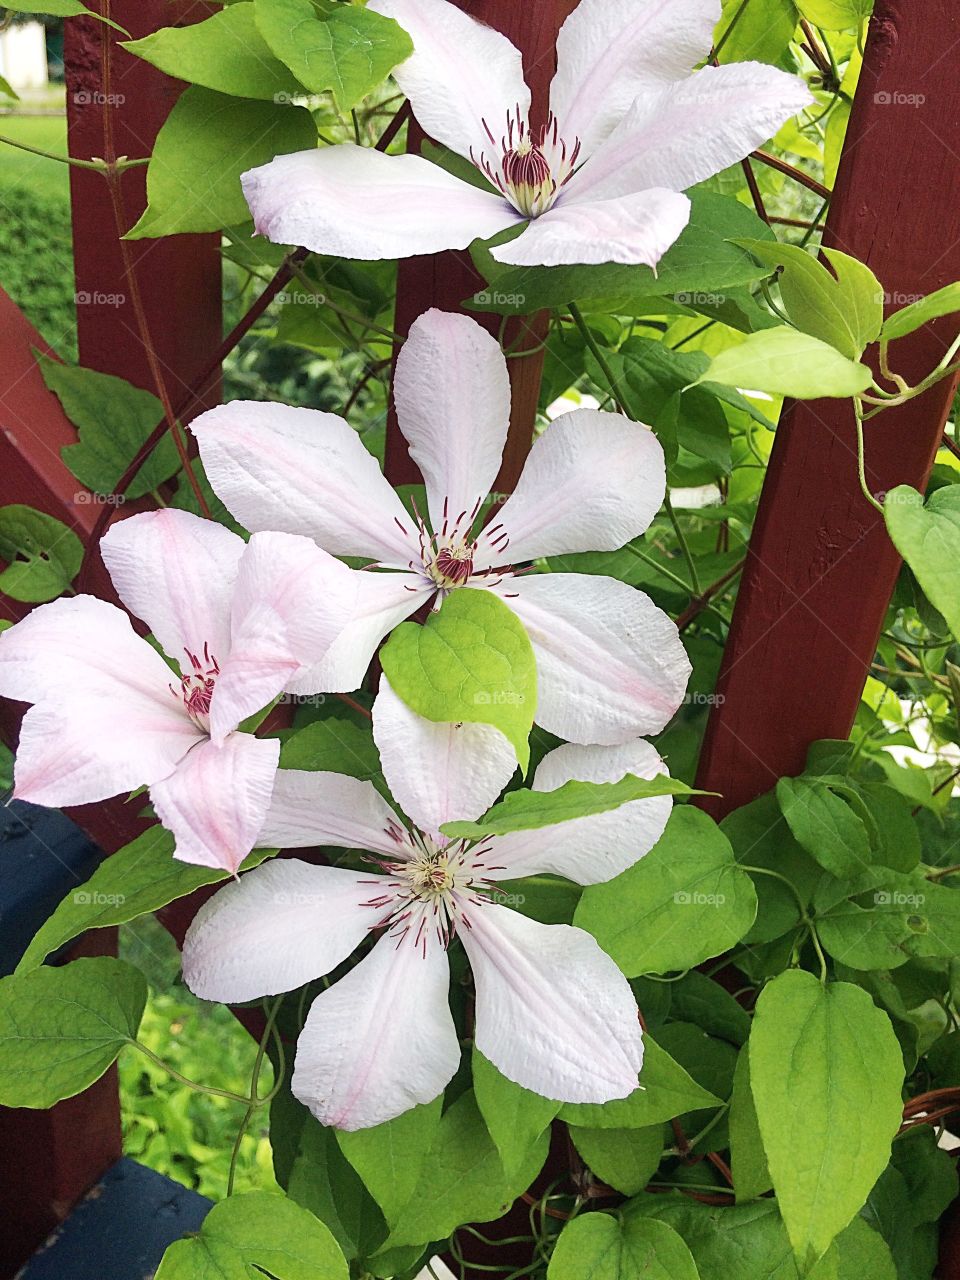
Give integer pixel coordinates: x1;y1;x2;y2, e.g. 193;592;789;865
695;0;960;819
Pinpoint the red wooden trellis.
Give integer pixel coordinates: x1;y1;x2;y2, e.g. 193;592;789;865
1;0;959;1276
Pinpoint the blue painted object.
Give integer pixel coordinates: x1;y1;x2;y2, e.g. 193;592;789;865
17;1158;211;1279
0;800;104;976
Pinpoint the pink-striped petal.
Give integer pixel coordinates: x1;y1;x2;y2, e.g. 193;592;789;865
549;0;720;160
292;931;459;1129
372;678;517;841
493;574;690;744
563;63;814;207
242;144;520;260
393;310;510;537
489;740;672;884
0;595;177;706
150;731;280;874
461;904;642;1102
475;408;665;567
284;569;430;695
208;531;357;743
191;400;418;566
182;859;376;1004
369;0;530;161
490;187;691;269
100;509;245;673
13;690;201;807
258;768;407;860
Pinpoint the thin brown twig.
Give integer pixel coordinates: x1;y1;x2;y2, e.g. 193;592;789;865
675;557;747;631
752;149;832;201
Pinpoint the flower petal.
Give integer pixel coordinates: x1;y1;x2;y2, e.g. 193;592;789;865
475;407;665;566
259;768;406;860
460;904;642;1102
192;400;418;565
150;732;280;874
549;0;720;159
13;691;201;807
209;531;357;743
493;574;690;744
369;0;530;160
242;144;520;260
491;187;690;269
285;569;431;695
100;509;245;671
182;859;376;1004
394;309;510;536
0;595;176;705
562;63;814;206
373;678;517;841
489;740;672;884
293;932;460;1129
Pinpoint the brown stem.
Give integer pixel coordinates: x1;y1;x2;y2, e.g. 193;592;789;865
675;558;747;631
752;149;832;201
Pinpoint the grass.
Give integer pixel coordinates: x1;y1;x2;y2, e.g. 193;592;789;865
0;103;75;355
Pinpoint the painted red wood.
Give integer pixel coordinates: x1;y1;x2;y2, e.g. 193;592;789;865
385;0;578;493
696;0;960;820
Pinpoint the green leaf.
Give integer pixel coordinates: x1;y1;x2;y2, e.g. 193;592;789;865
559;1035;721;1129
885;485;960;639
7;0;127;31
280;716;386;790
16;825;275;974
548;1213;699;1280
716;0;799;64
442;774;700;840
698;328;873;398
0;957;146;1108
468;191;776;315
255;0;414;110
123;4;302;101
0;504;82;603
749;970;904;1270
380;587;536;772
155;1189;349;1279
735;240;883;358
775;777;873;878
127;86;316;238
834;1218;897;1280
37;352;178;499
797;0;873;29
0;74;19;100
336;1099;441;1228
669;971;751;1046
882;282;960;342
816;870;960;970
728;1049;772;1203
380;1089;549;1250
473;1049;560;1176
575;807;758;975
568;1124;663;1196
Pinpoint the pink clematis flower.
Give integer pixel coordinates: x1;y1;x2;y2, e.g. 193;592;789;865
182;679;673;1129
191;309;691;746
240;0;812;267
0;509;355;873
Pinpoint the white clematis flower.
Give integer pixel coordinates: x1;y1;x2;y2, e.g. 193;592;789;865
191;308;691;745
240;0;812;267
182;679;673;1129
0;509;355;873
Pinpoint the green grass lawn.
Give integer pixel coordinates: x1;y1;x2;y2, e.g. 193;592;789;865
0;104;75;355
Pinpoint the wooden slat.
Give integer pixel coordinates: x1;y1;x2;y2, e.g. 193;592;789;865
696;0;960;818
